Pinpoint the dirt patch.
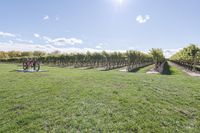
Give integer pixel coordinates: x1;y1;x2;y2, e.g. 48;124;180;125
119;68;127;72
16;69;48;73
183;70;200;77
146;69;159;74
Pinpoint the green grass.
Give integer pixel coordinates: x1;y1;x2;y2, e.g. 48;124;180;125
0;63;200;132
136;65;154;73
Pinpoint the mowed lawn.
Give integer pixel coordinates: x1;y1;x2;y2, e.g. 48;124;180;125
0;63;200;132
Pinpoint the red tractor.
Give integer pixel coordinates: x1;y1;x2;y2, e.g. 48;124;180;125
23;58;40;71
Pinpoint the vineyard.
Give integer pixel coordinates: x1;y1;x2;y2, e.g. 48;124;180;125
170;44;200;72
1;45;200;74
0;50;155;72
2;0;200;131
0;49;174;75
0;45;200;132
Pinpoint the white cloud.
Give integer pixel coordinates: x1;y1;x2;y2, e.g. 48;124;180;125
43;15;49;20
0;31;16;37
0;42;65;53
34;33;40;38
0;42;48;52
95;43;104;49
0;42;126;54
51;38;83;46
34;33;83;46
136;15;150;24
96;45;102;49
163;48;182;58
0;42;91;53
41;36;83;46
42;36;52;43
16;38;33;44
8;40;14;44
128;46;135;50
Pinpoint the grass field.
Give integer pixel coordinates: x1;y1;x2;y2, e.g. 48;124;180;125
0;63;200;132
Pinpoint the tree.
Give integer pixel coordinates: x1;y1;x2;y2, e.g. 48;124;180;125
0;51;9;59
187;44;200;71
8;51;22;58
150;48;165;70
21;51;33;57
33;51;46;57
51;50;61;55
126;50;153;72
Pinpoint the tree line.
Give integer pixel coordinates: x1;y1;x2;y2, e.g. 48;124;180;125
0;51;46;59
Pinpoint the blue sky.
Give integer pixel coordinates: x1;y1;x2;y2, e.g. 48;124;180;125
0;0;199;57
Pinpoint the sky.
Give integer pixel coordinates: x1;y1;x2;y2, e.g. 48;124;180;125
0;0;200;57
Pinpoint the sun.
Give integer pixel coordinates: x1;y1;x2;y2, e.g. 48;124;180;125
117;0;124;5
119;0;123;4
111;0;126;8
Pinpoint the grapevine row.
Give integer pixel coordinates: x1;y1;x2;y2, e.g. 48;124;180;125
170;44;200;72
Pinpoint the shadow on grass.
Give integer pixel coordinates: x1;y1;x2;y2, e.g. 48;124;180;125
9;70;16;72
162;62;173;75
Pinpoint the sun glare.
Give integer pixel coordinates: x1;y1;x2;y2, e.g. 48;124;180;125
118;0;124;5
110;0;127;8
112;0;125;6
